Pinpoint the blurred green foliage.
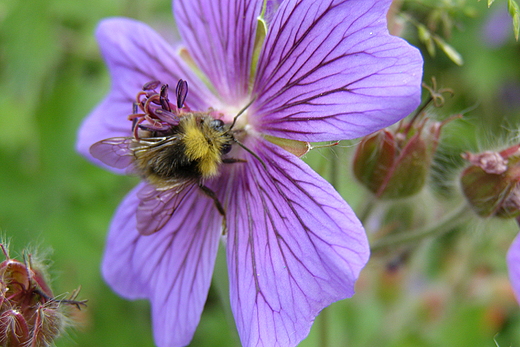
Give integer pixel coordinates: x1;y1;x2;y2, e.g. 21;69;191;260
0;0;519;346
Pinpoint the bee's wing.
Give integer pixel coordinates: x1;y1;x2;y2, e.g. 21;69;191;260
90;137;135;170
136;180;198;235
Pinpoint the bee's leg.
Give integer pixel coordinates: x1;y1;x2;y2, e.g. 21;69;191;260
222;158;246;164
198;184;227;235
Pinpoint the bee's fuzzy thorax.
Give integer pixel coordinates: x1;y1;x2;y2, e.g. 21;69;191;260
180;115;231;178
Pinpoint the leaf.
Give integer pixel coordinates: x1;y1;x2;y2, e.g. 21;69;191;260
508;0;520;41
433;35;464;66
250;17;267;85
488;0;496;7
417;24;436;57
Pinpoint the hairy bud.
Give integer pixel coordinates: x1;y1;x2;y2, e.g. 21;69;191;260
461;145;520;218
0;244;86;347
353;115;453;199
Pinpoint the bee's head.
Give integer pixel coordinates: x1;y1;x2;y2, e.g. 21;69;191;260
208;119;226;132
200;117;233;155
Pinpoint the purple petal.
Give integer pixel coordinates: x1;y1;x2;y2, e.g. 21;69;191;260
101;183;149;300
507;232;520;303
102;182;222;347
482;4;513;49
222;139;369;346
77;92;136;173
263;0;284;25
77;17;219;168
174;0;263;105
250;0;423;142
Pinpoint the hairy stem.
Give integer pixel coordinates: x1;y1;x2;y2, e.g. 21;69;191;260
370;204;473;252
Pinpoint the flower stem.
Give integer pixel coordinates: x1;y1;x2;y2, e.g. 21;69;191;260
213;244;240;344
370;204;473;252
357;195;377;224
328;146;338;188
318;306;329;347
316;146;339;347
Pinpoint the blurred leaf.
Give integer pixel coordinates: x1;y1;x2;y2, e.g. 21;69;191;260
488;0;496;7
417;23;436;56
433;35;464;66
463;6;478;17
508;0;520;40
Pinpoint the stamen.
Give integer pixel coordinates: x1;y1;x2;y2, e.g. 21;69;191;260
127;81;189;139
144;94;161;114
143;80;161;91
160;84;171;112
176;80;189;109
155;109;180;124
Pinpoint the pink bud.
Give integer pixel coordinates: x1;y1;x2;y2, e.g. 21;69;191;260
460;145;520;218
353;116;453;199
0;244;85;347
0;309;30;346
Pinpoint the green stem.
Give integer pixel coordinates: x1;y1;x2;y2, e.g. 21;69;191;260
213;243;240;344
328;146;338;188
370;204;473;252
316;147;339;347
319;306;329;347
357;195;377;224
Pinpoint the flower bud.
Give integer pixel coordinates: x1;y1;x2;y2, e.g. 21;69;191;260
0;244;86;347
0;309;30;346
460;145;520;218
353;117;451;199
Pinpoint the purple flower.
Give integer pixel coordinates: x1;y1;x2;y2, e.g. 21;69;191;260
508;233;520;304
77;0;423;346
482;3;513;49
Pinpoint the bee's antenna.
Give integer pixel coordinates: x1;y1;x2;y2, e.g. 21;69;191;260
227;97;267;170
229;97;256;130
234;140;268;171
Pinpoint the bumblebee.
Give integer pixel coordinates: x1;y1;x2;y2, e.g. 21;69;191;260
131;112;235;187
90;80;251;235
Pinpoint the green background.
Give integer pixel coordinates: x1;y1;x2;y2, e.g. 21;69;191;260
1;0;520;346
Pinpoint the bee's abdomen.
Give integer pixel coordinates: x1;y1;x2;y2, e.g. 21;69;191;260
136;141;202;184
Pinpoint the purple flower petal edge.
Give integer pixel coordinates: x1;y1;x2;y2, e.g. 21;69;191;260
174;0;263;105
102;183;222;347
222;138;369;346
507;232;520;303
250;0;423;142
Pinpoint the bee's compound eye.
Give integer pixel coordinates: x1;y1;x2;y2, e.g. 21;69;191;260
221;143;232;155
209;119;225;131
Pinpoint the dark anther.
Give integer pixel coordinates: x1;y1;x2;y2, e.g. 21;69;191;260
176;79;189;109
160;84;171;112
143;80;161;91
